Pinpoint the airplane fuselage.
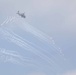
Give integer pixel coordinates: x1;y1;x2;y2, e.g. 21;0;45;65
17;11;26;18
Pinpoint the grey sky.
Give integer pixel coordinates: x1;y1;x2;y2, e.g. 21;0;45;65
0;0;76;75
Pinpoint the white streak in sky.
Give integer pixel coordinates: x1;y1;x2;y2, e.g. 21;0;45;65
0;48;22;58
0;28;57;66
5;16;15;24
0;48;37;67
4;27;64;71
1;17;9;26
5;28;60;62
0;17;64;71
0;16;64;58
0;16;15;26
14;18;65;58
0;21;59;70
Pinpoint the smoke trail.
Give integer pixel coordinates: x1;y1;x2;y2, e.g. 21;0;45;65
5;16;15;24
8;28;67;72
0;16;15;26
22;22;64;57
5;28;61;62
0;48;23;64
13;17;65;58
0;17;9;26
1;16;64;58
0;28;56;72
1;17;54;60
0;17;64;70
0;17;39;67
0;30;61;73
0;26;61;72
0;48;23;59
0;48;38;67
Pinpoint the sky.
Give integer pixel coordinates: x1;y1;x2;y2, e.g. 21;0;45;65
0;0;76;75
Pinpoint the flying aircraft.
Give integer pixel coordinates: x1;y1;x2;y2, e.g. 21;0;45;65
17;11;26;18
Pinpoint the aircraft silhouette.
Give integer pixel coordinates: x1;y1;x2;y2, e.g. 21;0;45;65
17;11;26;18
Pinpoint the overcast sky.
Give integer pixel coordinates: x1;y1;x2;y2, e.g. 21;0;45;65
0;0;76;75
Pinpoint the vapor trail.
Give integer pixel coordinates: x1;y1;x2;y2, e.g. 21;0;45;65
0;16;15;26
0;27;59;70
0;48;24;64
0;48;38;67
5;16;15;24
1;17;64;58
13;18;64;58
3;26;63;71
5;28;60;61
0;17;9;26
0;48;26;59
0;18;40;67
0;17;63;70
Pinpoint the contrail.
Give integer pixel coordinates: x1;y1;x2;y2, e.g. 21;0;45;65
0;16;15;26
0;17;64;70
0;27;60;70
0;47;23;64
0;48;38;67
7;28;66;71
0;17;9;26
5;28;61;62
1;16;64;58
3;27;63;70
22;22;64;58
0;17;40;67
0;48;23;58
5;16;15;24
13;17;65;58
